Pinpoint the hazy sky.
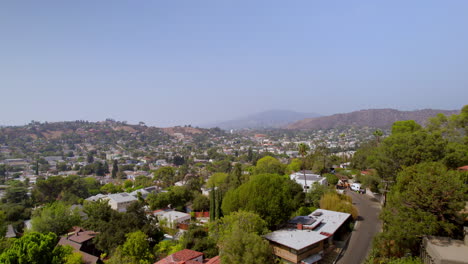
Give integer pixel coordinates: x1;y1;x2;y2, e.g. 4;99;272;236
1;1;467;127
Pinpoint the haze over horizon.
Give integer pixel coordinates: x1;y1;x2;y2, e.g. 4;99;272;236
1;1;467;127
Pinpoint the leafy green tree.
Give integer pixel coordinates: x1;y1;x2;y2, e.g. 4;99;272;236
4;186;28;204
219;225;272;264
31;201;81;235
253;156;284;175
298;143;310;187
319;192;358;219
225;163;242;190
221;173;303;228
180;225;217;258
373;129;384;144
63;252;83;264
324;173;339;185
153;167;176;187
391;120;422;134
120;231;153;263
374;162;466;258
0;232;72;264
154;240;183;259
285;158;301;174
134;175;154;188
192;194;210;212
210;160;232;173
0;211;6;237
83;200;163;254
100;182;122;194
86;153;94;164
112;160;119;179
247;147;254;162
206;173;228;188
32;175;98;204
306;183;332;208
210;211;272;264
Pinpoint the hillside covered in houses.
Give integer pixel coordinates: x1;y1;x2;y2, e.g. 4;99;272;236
0;106;466;264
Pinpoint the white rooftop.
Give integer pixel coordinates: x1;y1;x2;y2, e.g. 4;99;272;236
264;209;351;251
85;193;108;202
157;210;190;220
108;193;138;203
264;228;328;251
309;209;351;235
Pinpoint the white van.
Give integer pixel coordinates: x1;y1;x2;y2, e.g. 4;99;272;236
350;183;361;192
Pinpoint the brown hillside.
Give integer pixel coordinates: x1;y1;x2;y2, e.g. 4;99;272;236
286;109;459;130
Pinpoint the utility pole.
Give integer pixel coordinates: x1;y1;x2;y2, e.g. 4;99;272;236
380;179;394;206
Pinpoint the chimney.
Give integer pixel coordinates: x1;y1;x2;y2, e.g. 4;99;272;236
464;227;468;246
297;223;303;230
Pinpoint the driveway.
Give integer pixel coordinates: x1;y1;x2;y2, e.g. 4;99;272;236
336;191;382;264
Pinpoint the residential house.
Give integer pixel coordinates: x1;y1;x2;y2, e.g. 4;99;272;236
154;210;191;229
107;193;137;212
85;193;137;213
264;209;351;264
290;171;327;191
129;186;161;199
57;227;100;264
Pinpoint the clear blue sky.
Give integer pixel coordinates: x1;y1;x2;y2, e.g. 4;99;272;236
1;1;467;127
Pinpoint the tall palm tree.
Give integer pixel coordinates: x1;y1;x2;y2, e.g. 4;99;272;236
298;143;310;191
373;129;383;144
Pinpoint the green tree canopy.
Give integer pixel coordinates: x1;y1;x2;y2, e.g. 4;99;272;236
31;201;81;236
254;156;285;175
221;173;303;228
210;211;272;264
153;167;176;188
374;162;466;258
120;231;153;263
0;232;72;264
206;172;228;188
319;192;358;219
83;200;163;253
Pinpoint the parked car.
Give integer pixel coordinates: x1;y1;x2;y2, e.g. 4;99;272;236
350;183;361;192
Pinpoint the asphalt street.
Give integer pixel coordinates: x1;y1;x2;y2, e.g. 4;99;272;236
336;191;382;264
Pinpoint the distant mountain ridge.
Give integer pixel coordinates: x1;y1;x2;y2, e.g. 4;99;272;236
203;110;321;130
286;108;460;130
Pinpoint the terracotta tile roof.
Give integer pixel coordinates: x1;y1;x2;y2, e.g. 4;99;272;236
457;165;468;171
154;249;203;264
205;256;220;264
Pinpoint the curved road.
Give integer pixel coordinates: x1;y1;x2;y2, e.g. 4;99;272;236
336;191;382;264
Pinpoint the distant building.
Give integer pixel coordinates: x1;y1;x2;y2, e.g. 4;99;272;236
154;210;191;229
106;193;137;212
290;170;327;191
129;186;161;199
421;227;468;264
85;192;137;212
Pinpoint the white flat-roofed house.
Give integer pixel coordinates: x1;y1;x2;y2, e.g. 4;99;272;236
107;193;137;212
85;193;137;213
155;210;191;229
290;170;328;192
264;209;351;264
